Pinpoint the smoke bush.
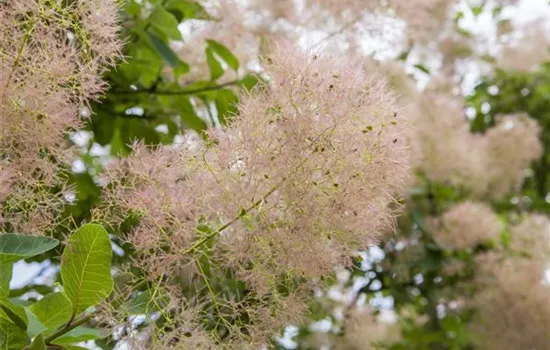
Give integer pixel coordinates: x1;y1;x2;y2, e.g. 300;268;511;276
0;0;121;234
103;44;410;344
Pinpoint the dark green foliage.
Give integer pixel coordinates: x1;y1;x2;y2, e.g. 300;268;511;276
467;63;550;211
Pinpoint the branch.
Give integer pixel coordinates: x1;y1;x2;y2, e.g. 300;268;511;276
180;184;280;256
110;80;240;96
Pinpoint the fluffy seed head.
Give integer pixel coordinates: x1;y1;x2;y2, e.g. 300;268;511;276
0;0;121;233
471;214;550;350
103;44;411;344
410;93;542;199
428;201;501;250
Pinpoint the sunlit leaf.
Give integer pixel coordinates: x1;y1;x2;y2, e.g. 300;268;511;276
60;224;113;315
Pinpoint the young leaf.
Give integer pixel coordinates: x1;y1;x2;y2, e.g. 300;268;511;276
60;224;113;315
28;292;72;332
206;39;239;72
0;234;59;264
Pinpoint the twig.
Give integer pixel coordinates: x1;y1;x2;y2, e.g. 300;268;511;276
44;279;148;345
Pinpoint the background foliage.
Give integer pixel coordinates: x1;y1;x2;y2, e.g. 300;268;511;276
1;0;549;349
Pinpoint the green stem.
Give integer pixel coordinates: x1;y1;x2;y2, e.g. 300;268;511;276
181;184;280;255
5;23;34;87
110;80;240;96
180;124;336;255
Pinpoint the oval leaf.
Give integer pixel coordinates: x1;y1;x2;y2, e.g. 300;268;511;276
0;234;59;264
60;224;113;315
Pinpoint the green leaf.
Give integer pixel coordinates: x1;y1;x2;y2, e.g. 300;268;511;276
205;47;224;81
24;308;47;339
0;262;12;299
127;289;170;314
0;234;59;264
28;334;46;350
148;7;181;40
60;224;113;316
413;64;430;75
28;292;72;331
172;97;207;133
239;73;263;92
129;44;163;88
206;39;239;71
109;127;129;157
215;89;239;126
125;0;142;17
0;310;28;349
165;0;209;21
51;327;105;344
0;299;27;330
10;283;53;298
146;32;189;77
